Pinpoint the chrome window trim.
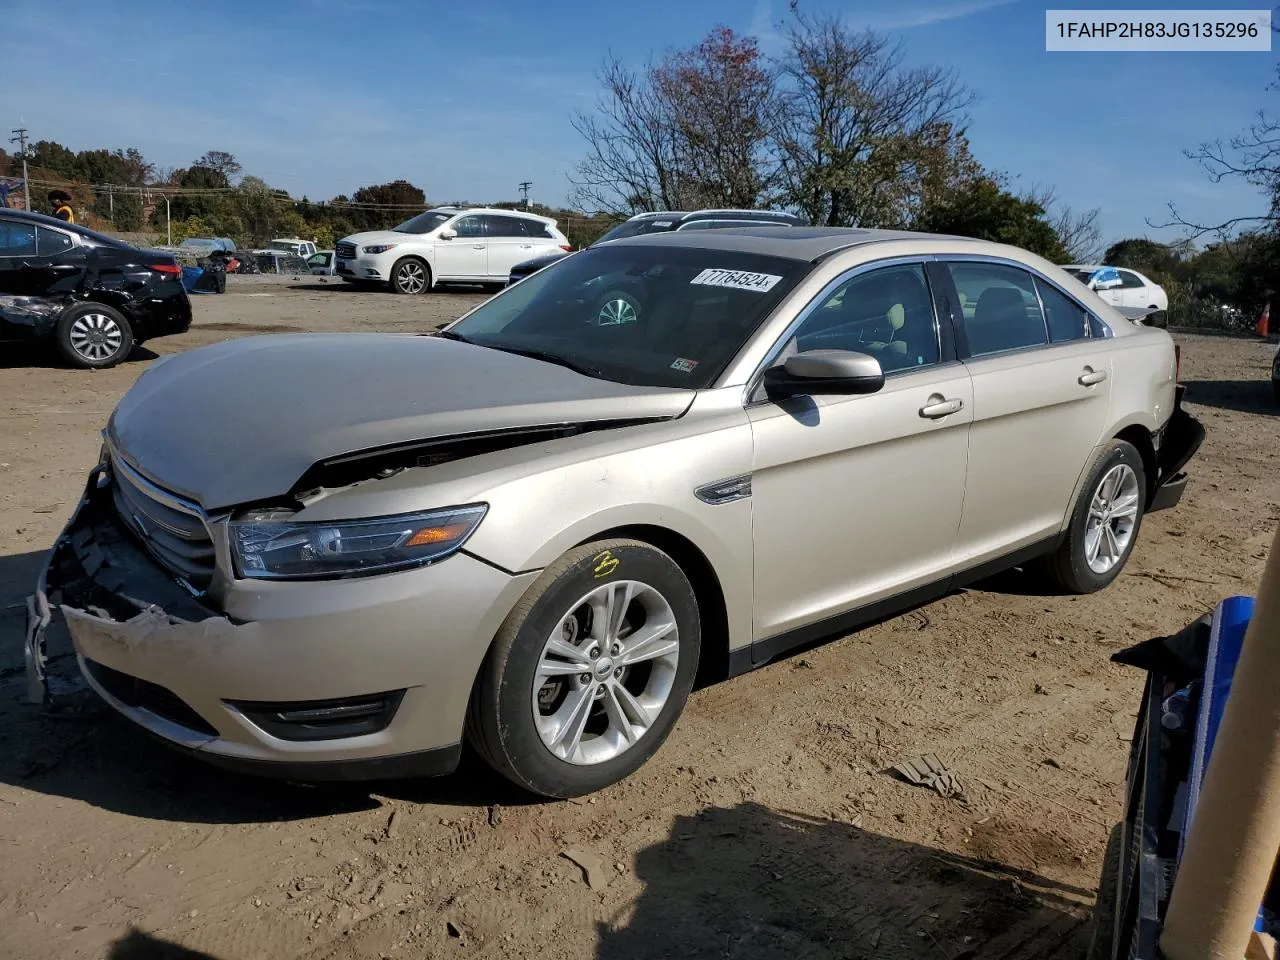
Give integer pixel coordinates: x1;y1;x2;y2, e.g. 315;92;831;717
740;255;944;405
939;253;1114;351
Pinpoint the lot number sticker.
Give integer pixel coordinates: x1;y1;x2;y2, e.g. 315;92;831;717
691;268;782;293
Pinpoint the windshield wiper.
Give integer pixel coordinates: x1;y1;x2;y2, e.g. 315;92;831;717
434;329;470;343
478;343;605;379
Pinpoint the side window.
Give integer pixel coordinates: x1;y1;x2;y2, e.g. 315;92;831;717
947;262;1047;357
1118;270;1145;289
36;226;74;256
1035;277;1090;343
785;263;939;374
452;216;485;239
0;220;37;257
482;215;524;238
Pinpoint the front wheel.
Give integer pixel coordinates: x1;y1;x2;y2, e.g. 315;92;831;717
467;539;700;798
55;303;135;369
390;257;430;295
1039;440;1146;593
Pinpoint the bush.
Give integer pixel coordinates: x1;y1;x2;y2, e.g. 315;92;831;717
1166;280;1252;331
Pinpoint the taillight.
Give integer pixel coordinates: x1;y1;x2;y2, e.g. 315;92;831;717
559;244;573;252
1174;344;1182;382
149;262;181;276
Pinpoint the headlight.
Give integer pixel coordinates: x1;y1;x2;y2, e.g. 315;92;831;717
362;244;398;255
229;504;487;580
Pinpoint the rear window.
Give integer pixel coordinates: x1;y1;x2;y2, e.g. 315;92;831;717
446;244;810;389
595;218;680;244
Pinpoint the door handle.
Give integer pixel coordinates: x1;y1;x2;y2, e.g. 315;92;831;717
1078;367;1108;386
472;244;486;250
919;396;963;419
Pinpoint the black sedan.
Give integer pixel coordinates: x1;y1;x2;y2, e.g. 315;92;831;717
0;210;192;368
507;209;809;286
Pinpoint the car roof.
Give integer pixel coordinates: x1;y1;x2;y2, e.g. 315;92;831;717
432;206;555;223
610;225;977;262
627;209;806;225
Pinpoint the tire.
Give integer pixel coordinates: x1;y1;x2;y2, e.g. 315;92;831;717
467;539;701;798
390;257;430;295
593;290;641;326
1146;307;1167;329
1273;380;1280;406
1086;824;1123;960
1039;440;1146;594
55;303;135;369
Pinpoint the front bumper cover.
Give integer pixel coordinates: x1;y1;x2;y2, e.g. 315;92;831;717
25;467;536;780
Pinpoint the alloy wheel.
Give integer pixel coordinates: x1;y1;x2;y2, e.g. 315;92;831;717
396;262;427;294
596;297;637;326
1084;463;1140;574
69;312;124;363
532;579;679;765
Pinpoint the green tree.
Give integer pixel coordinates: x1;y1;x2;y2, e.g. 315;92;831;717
915;175;1069;262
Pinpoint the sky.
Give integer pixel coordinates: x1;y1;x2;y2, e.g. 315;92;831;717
3;0;1272;246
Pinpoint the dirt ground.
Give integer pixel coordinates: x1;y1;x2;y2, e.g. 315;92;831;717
1;275;1277;960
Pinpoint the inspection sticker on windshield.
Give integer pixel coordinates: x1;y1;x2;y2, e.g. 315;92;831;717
670;358;699;373
690;268;782;293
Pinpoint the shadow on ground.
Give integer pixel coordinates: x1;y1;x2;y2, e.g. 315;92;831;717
0;548;539;825
598;803;1094;959
1183;378;1277;417
0;343;158;370
106;928;222;960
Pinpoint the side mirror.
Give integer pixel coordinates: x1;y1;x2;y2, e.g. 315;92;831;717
439;229;457;241
763;349;885;399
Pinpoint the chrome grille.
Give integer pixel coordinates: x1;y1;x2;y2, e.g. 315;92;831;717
335;242;357;259
110;457;215;589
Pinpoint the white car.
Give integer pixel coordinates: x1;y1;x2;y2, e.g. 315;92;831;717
335;207;571;294
254;238;319;259
1064;264;1168;327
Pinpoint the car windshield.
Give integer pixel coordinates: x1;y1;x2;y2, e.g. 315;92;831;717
268;241;298;252
594;218;683;244
393;211;454;235
1065;268;1095;283
443;244;809;389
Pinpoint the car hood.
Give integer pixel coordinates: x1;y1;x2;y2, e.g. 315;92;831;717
339;230;415;246
108;334;694;510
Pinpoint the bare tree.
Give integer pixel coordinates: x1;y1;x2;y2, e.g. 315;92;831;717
1026;184;1105;262
654;27;776;208
570;57;693;215
1153;65;1280;238
771;12;974;227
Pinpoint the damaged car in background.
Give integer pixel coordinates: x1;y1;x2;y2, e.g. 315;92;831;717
1;209;192;368
26;227;1203;798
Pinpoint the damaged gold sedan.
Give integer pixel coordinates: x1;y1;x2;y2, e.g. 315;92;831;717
27;228;1202;798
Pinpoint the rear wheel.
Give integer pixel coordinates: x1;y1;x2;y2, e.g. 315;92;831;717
1039;440;1146;593
467;539;700;798
390;257;430;295
55;303;134;369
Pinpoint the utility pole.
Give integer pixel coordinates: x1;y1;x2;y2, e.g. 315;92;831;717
9;127;30;212
518;181;532;210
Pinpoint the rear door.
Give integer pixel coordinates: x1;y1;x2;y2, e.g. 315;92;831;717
1117;269;1149;309
942;259;1113;566
481;215;538;280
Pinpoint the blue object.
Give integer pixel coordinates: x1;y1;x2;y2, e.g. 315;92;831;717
181;266;204;292
1090;267;1121;286
1178;595;1260;928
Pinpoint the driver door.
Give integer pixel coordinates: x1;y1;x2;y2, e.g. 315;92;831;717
747;261;972;651
434;215;488;280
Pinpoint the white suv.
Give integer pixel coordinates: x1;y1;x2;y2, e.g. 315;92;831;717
336;207;570;294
